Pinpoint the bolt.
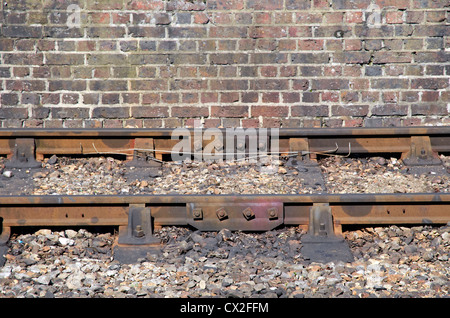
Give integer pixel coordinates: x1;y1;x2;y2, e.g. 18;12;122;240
268;207;278;219
319;223;327;236
134;225;145;238
237;142;245;151
193;208;202;219
243;207;254;220
216;208;227;220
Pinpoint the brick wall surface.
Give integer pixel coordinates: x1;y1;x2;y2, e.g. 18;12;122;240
0;0;449;128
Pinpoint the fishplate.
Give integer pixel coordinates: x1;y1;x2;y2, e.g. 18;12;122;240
187;202;283;231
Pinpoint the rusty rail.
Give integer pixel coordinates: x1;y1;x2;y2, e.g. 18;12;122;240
0;193;449;230
0;127;449;160
0;127;449;263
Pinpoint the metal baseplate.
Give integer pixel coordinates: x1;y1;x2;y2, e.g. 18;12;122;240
301;203;354;263
0;226;10;268
113;204;162;264
5;138;42;169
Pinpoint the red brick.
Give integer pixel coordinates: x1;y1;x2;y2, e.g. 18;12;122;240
411;78;448;90
298;40;324;50
182;93;199;104
372;52;412;64
247;0;283;10
250;27;288;39
252;106;289;117
172;107;209;117
311;79;349;90
346;11;364;23
250;79;289;91
201;93;219;103
386;11;404;24
371;104;408;116
211;106;248;118
262;93;280;103
282;92;300;103
132;106;169;118
332;105;369;117
127;0;164;10
161;93;179;104
241;92;259;103
411;103;448;116
262;118;281;128
210;80;248;91
220;92;239;103
207;0;244;10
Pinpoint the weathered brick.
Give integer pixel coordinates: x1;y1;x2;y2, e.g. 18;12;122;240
43;27;83;38
333;52;371;64
411;103;448;115
170;79;207;90
332;0;370;9
311;79;349;90
209;27;248;38
101;93;120;104
251;106;289;117
371;104;409;116
250;79;289;91
371;78;409;89
210;80;248;91
0;107;28;119
411;78;448;90
292;105;329;117
87;0;123;10
302;92;320;103
93;107;130;119
249;26;288;39
6;80;45;92
4;53;43;65
1;93;19;106
49;80;86;91
168;27;207;38
130;80;167;91
90;80;128;91
51;108;90;119
211;106;248;117
3;26;42;38
247;0;283;10
46;53;84;65
332;105;369;117
87;54;128;66
210;53;248;65
0;67;11;78
372;52;412;64
128;27;166;38
285;0;311;9
291;53;329;64
172;106;209;117
292;79;310;90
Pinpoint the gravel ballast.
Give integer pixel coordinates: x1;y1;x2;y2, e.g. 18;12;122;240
0;154;448;298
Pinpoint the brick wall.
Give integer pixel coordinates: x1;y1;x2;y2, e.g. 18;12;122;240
0;0;449;128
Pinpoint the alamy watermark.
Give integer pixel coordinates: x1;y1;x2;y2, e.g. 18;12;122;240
365;4;382;29
170;127;281;172
66;4;81;29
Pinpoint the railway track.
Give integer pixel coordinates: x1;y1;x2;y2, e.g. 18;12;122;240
0;127;449;265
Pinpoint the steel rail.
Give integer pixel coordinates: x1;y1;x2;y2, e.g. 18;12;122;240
0;193;448;230
0;127;449;263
